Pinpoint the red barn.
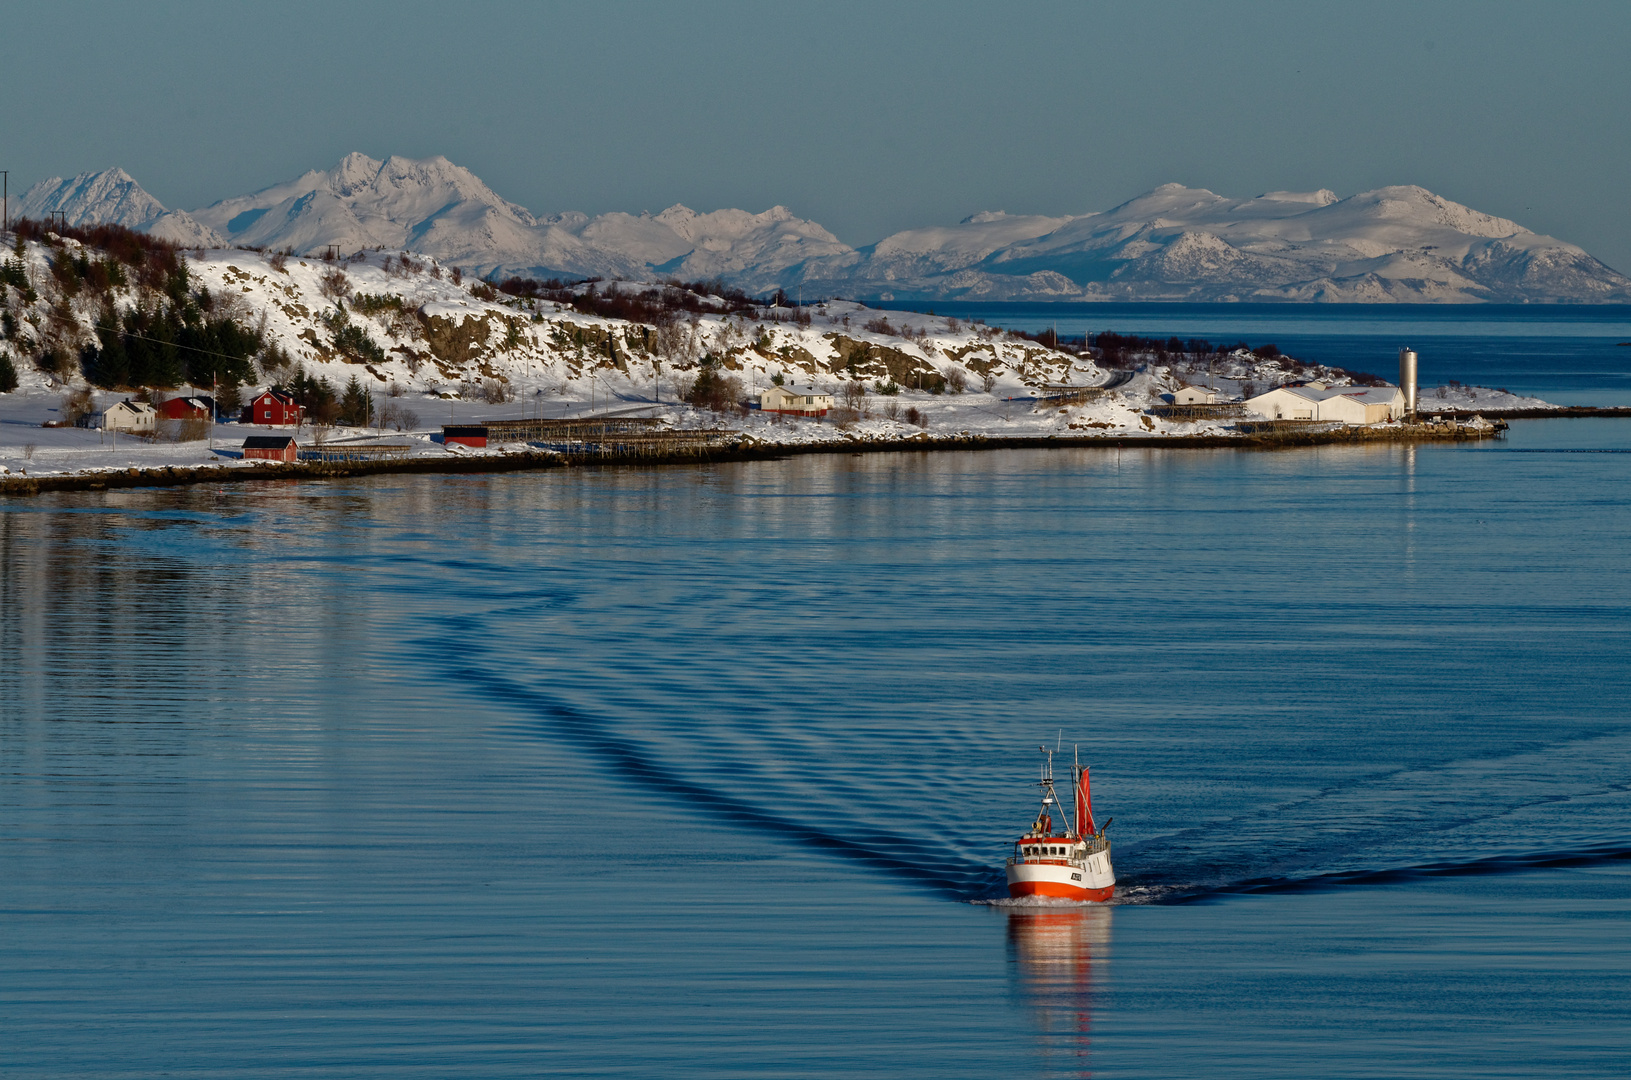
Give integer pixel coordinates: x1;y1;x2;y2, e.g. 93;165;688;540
242;390;303;426
242;435;299;462
156;396;212;421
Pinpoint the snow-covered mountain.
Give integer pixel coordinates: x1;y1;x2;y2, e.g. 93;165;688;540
811;184;1631;303
186;154;852;289
15;158;1630;303
15;169;223;247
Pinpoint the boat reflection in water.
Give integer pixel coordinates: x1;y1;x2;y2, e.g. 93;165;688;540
1007;904;1113;1078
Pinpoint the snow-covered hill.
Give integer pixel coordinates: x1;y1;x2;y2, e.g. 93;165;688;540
15;158;1631;303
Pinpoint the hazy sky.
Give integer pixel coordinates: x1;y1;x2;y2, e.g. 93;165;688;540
7;1;1631;270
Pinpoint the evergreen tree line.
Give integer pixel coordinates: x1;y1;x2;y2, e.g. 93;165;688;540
279;368;373;427
81;289;262;392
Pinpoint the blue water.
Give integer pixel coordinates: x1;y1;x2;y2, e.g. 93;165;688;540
923;302;1631;405
4;310;1631;1076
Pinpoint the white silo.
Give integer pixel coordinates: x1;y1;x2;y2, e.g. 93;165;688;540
1398;348;1418;418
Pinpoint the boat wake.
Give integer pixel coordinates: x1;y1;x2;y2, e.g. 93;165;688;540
1162;840;1631;903
421;591;1631;909
437;651;1001;901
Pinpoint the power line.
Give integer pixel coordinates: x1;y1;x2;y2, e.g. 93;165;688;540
32;306;277;367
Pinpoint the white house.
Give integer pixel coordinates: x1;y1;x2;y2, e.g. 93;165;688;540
1173;385;1223;405
760;384;834;416
101;399;157;433
1245;384;1405;424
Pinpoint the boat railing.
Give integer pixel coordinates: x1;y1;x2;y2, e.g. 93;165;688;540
1007;834;1111;867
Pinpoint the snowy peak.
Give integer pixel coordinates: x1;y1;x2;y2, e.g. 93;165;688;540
329;152;384;197
16;168;167;229
191;152;538;254
14;168;223;246
1328;185;1528;239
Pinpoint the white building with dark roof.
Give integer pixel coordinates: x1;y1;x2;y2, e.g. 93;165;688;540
101;399;157;432
760;384;834;416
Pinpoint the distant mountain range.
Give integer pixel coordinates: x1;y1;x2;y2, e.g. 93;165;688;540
17;155;1631;303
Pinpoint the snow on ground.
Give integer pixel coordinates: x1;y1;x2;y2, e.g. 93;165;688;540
0;236;1552;482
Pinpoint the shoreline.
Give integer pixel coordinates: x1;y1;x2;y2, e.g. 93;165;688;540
0;418;1540;498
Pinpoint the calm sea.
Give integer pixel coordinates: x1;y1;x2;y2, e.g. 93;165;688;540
926;302;1631;406
3;308;1629;1077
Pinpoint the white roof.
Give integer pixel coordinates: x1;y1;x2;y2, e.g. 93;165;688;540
1257;384;1399;403
771;383;826;397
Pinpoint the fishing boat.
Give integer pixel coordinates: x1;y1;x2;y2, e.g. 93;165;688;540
1004;744;1114;902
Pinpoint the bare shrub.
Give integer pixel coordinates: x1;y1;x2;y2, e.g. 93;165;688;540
946;369;968;394
451;267;463;285
387;380;404;398
903;406;927;428
481;378;515;404
387;307;421;339
863;316;896;336
981;371;998;394
24;443;37;460
946;317;961;333
842;380;867;408
319;269;352;302
61;387;95;424
379;400;420;431
268;250;288;273
829;405;861;428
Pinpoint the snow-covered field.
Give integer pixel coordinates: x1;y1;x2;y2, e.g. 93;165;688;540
0;236;1552;484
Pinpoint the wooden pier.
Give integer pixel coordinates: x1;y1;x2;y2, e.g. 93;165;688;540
442;417;738;458
300;442;413;462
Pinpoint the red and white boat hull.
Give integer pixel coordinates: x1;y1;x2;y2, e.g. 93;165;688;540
1006;847;1115;902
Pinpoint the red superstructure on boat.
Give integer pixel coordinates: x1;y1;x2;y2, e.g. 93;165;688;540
1004;745;1115;902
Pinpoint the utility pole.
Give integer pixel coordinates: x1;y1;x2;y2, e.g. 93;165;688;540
2;171;8;234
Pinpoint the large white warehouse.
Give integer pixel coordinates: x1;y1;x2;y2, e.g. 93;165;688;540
1245;383;1405;424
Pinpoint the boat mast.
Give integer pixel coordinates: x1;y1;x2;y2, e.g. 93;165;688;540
1038;744;1064;836
1071;744;1080;839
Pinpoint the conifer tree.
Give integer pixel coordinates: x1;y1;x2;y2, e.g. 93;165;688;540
339;375;371;427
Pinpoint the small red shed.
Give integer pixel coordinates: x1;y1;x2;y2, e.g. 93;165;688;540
242;390;304;426
242;435;299;462
443;424;489;448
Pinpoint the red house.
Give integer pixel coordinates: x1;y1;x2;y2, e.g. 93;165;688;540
242;435;299;462
156;396;213;421
242;390;303;427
